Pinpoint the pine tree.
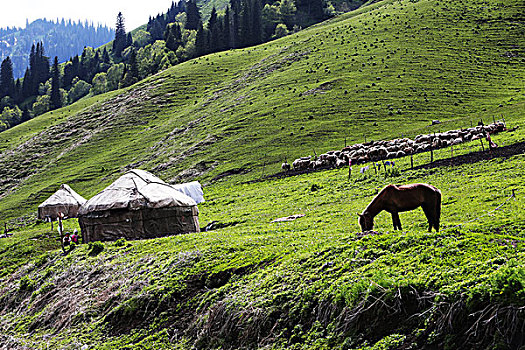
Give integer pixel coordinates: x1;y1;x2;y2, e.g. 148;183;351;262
120;48;139;87
63;55;80;87
126;33;133;47
102;48;111;63
223;7;232;49
208;7;219;53
50;56;61;110
166;24;182;52
239;0;252;48
113;12;127;57
14;79;22;104
185;0;202;30
195;21;207;57
230;0;241;48
0;57;15;99
21;68;32;99
150;20;164;41
296;0;325;26
29;42;50;94
251;0;263;46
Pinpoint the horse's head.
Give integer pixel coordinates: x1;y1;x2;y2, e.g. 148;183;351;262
357;212;374;231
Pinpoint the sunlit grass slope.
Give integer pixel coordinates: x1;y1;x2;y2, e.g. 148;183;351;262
0;127;524;349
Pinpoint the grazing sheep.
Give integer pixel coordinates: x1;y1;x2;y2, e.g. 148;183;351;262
326;154;337;166
336;158;347;167
386;152;396;159
368;147;380;159
358;155;369;163
293;159;310;170
290;122;506;174
403;146;414;154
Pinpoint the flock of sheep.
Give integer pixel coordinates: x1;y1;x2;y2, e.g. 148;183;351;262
287;121;506;171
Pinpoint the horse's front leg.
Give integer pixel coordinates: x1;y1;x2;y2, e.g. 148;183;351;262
391;212;401;230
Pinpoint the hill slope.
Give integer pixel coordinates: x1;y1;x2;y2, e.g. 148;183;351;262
0;0;524;347
0;124;524;349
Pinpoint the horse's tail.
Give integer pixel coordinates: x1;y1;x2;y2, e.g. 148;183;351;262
434;189;442;231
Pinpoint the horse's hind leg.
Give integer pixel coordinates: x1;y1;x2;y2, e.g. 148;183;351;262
421;205;434;232
391;212;402;230
434;193;441;232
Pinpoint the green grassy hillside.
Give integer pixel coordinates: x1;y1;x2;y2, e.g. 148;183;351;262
0;0;524;348
0;129;524;349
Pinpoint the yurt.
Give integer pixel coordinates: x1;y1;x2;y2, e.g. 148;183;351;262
37;184;87;220
78;169;200;243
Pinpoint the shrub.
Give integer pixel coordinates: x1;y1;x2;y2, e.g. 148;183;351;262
19;275;36;291
88;241;104;256
114;238;126;247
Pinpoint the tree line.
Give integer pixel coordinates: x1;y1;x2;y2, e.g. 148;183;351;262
0;0;334;132
0;19;114;79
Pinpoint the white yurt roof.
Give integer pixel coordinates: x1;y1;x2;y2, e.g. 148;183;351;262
79;169;196;215
38;184;87;209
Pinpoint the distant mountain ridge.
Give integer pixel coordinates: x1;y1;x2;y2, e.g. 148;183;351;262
0;19;114;78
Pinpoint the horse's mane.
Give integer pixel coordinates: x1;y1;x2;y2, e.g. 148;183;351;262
363;185;393;214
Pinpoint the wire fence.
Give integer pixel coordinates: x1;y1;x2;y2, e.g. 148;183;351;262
447;189;518;230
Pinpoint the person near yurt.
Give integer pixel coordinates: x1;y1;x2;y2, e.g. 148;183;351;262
78;169;200;243
37;184;87;221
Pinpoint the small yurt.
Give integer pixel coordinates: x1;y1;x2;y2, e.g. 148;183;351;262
78;169;200;243
38;184;87;220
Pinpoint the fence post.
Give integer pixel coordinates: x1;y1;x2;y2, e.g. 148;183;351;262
430;134;434;163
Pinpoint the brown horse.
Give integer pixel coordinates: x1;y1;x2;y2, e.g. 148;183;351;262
357;183;441;232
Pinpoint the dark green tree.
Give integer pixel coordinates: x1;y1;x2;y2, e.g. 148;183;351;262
239;0;252;48
50;56;61;110
230;0;241;48
126;33;133;47
185;0;201;30
102;48;111;63
223;7;232;49
251;0;263;45
296;0;325;27
166;23;182;52
21;68;32;99
63;55;80;87
113;12;127;57
120;48;139;87
208;7;219;52
36;42;50;87
0;57;15;99
195;21;207;56
14;79;22;103
26;42;50;95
